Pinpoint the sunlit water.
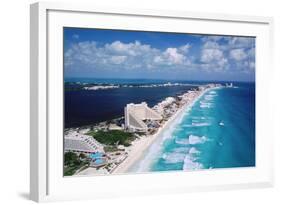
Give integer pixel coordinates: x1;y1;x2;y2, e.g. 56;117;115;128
132;83;255;172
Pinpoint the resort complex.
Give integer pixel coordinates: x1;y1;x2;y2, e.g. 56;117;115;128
124;102;162;132
64;83;224;176
64;130;104;153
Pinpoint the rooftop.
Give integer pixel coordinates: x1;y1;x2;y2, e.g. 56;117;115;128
64;131;104;153
124;102;162;132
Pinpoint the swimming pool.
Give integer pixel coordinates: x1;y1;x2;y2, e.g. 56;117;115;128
89;152;106;166
95;159;104;165
90;152;103;159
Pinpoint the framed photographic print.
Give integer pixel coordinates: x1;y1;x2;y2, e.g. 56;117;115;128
30;2;274;202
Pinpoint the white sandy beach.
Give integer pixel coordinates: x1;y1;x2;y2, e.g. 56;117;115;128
73;86;216;176
112;87;213;174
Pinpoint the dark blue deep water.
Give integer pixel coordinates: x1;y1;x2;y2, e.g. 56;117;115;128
64;79;197;128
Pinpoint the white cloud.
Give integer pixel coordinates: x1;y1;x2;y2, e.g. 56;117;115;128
153;56;164;64
106;41;136;55
110;56;127;64
243;61;255;71
230;48;247;61
200;39;230;71
200;35;255;72
227;37;255;49
65;40;193;72
64;36;255;75
201;36;224;42
105;40;153;56
249;61;255;70
202;41;220;49
164;48;186;64
201;48;224;63
179;43;191;53
248;47;255;58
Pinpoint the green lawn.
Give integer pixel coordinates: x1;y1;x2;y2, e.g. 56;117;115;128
87;130;136;147
104;146;120;152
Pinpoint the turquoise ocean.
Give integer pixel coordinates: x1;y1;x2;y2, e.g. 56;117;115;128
131;83;255;172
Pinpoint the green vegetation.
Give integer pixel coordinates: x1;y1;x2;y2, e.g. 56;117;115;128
64;152;89;176
104;146;120;152
64;152;79;166
87;130;136;147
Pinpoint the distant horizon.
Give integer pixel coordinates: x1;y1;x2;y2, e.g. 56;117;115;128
64;28;255;82
64;76;255;83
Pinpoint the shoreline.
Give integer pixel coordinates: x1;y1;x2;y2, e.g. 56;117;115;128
112;87;214;174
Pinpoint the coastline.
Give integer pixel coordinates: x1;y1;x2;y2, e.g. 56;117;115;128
112;87;213;174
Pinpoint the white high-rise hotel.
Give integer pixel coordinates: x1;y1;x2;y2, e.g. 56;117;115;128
124;102;162;132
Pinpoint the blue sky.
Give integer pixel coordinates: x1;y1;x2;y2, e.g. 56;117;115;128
64;27;255;82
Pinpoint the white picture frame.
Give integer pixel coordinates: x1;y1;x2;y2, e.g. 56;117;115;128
30;1;274;202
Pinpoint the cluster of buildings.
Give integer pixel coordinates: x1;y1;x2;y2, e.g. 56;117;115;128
64;128;131;173
64;130;107;168
84;85;119;90
64;130;104;154
64;83;224;175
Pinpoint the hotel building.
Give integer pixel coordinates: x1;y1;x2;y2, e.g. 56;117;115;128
124;102;162;132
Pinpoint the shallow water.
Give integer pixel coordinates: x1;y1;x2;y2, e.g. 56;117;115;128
132;83;255;172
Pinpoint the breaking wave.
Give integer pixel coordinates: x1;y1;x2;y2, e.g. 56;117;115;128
175;138;190;145
189;147;201;154
183;155;203;170
183;147;203;170
189;135;208;145
175;135;208;145
182;122;211;127
162;152;186;164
